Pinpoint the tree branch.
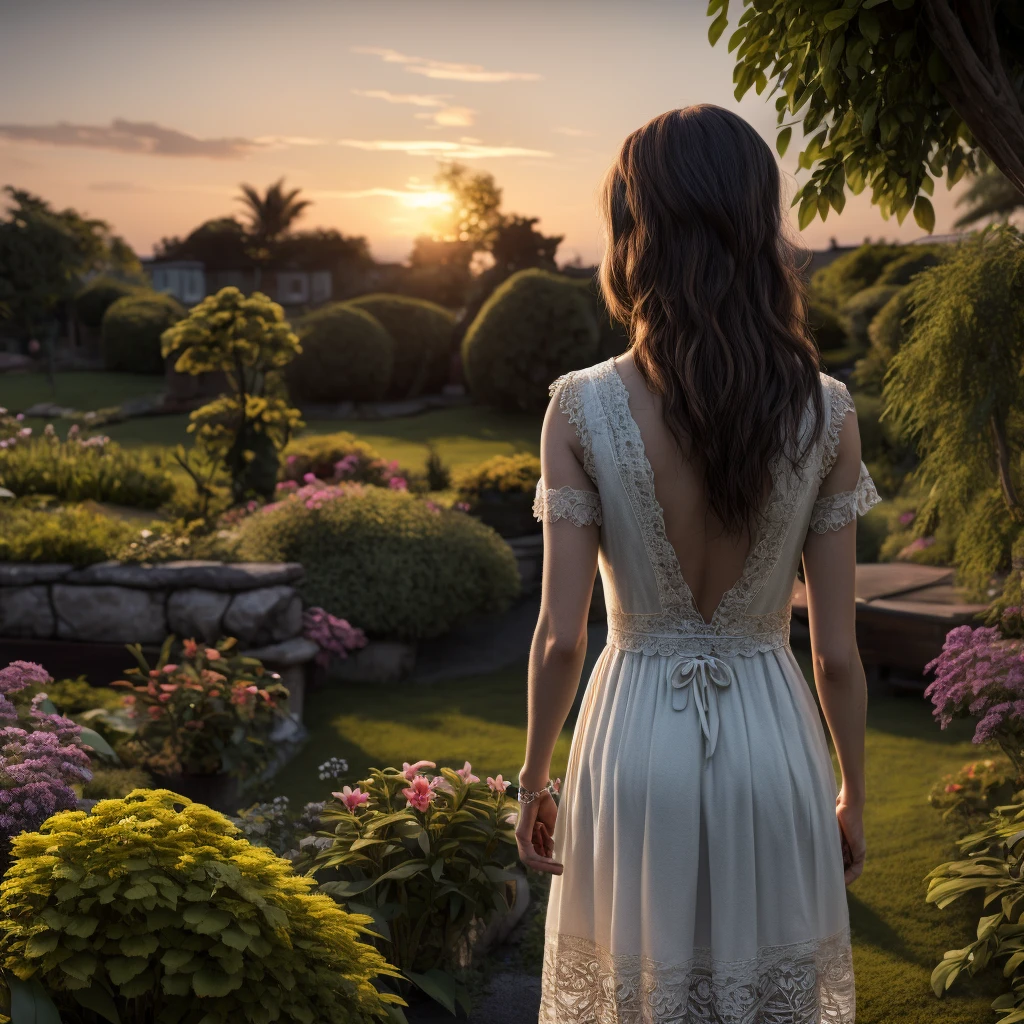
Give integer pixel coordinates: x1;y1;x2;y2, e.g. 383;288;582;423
990;412;1022;517
922;0;1024;197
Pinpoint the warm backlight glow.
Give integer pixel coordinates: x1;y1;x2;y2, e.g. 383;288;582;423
399;189;454;210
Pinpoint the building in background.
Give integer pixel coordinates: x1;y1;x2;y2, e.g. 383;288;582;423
143;260;333;309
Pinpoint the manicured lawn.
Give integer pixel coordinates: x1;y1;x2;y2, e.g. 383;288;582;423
275;648;1002;1022
7;372;541;473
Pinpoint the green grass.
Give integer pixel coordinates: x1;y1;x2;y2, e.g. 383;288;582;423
0;371;163;413
7;373;541;473
276;651;1004;1022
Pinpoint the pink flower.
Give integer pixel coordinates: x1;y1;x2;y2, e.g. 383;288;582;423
454;501;471;513
945;782;963;793
898;510;916;526
162;664;178;674
286;454;297;465
402;760;435;779
303;472;318;484
456;761;479;784
402;774;435;812
205;648;221;661
333;785;369;811
147;706;164;720
487;774;509;792
388;477;408;491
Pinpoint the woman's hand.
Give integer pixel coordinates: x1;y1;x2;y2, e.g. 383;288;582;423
515;790;562;875
836;791;865;885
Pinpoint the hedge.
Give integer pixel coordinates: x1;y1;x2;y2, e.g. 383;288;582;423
102;293;186;374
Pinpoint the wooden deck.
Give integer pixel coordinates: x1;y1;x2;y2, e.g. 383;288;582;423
791;564;989;684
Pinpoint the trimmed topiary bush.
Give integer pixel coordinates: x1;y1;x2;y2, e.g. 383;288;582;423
75;276;144;330
348;293;455;397
806;296;847;352
875;246;946;288
0;504;137;566
0;789;401;1024
810;243;905;306
281;431;404;487
854;287;913;392
840;284;902;352
455;453;543;537
236;487;520;639
289;303;394;403
102;293;186;374
462;268;599;412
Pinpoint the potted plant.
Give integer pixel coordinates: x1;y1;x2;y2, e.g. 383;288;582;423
113;636;289;812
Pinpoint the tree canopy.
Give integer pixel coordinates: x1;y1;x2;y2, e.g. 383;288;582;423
708;0;1024;230
0;187;141;338
236;178;311;249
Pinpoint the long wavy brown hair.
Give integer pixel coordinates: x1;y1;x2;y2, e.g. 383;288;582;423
599;105;823;535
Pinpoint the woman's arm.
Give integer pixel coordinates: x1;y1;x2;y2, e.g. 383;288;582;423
802;408;869;885
516;395;600;875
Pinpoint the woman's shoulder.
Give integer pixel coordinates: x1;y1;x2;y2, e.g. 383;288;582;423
547;357;617;400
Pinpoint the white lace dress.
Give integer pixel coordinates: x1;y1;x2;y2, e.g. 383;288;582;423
531;360;879;1023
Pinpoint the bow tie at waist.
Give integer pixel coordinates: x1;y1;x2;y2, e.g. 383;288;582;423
665;654;736;761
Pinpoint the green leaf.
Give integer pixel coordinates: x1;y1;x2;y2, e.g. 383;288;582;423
118;934;158;957
78;727;119;764
405;969;457;1015
858;8;881;44
708;11;728;46
8;975;62;1024
160;949;195;972
862;0;890;7
377;861;429;884
182;905;232;935
26;933;59;958
823;9;856;29
107;957;148;986
72;985;121;1024
192;969;242;998
798;194;818;230
776;126;792;157
913;195;936;233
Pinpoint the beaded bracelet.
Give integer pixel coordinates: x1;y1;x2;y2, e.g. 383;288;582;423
516;780;558;805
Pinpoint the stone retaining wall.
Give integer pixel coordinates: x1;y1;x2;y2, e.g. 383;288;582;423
0;561;319;717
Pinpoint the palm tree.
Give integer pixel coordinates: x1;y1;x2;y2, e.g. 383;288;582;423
236;178;311;247
954;166;1024;229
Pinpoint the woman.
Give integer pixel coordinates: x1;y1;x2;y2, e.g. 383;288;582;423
516;105;873;1023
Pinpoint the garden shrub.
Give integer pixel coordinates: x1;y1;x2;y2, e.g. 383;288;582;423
854;287;913;392
455;453;543;537
874;245;946;288
289;303;395;403
806;297;847;352
310;762;519;1010
75;276;143;330
0;426;173;508
81;765;152;799
114;636;289;779
236;487;520;639
884;227;1024;596
839;283;902;352
163;287;304;503
0;789;401;1024
462;268;599;412
348;293;455;397
102;292;185;374
281;431;404;488
852;391;917;496
810;242;905;306
0;504;136;566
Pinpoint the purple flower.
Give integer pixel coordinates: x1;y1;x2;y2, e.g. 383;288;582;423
898;510;916;526
302;607;368;666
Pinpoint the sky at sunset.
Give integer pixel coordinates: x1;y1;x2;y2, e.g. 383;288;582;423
0;0;969;265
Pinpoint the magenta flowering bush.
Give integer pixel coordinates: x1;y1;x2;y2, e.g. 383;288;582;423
0;660;93;853
281;432;409;490
308;759;520;1013
303;607;368;667
925;625;1024;776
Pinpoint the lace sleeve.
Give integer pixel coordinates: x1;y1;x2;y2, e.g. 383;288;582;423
533;481;602;527
819;374;856;479
809;461;881;533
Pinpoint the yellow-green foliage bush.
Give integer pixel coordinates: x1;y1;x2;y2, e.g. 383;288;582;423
854;287;912;392
455;453;542;537
0;431;173;508
462;268;599;412
0;789;401;1024
348;293;455;397
289;303;394;403
840;283;902;352
236;487;520;639
0;505;137;566
806;296;847;353
102;293;185;374
280;432;398;487
75;276;144;330
810;243;905;306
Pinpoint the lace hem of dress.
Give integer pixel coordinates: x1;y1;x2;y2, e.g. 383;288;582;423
810;461;882;534
820;375;855;480
534;483;603;526
539;927;856;1024
550;371;598;486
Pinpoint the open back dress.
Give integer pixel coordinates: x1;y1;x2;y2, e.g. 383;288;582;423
531;358;879;1024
